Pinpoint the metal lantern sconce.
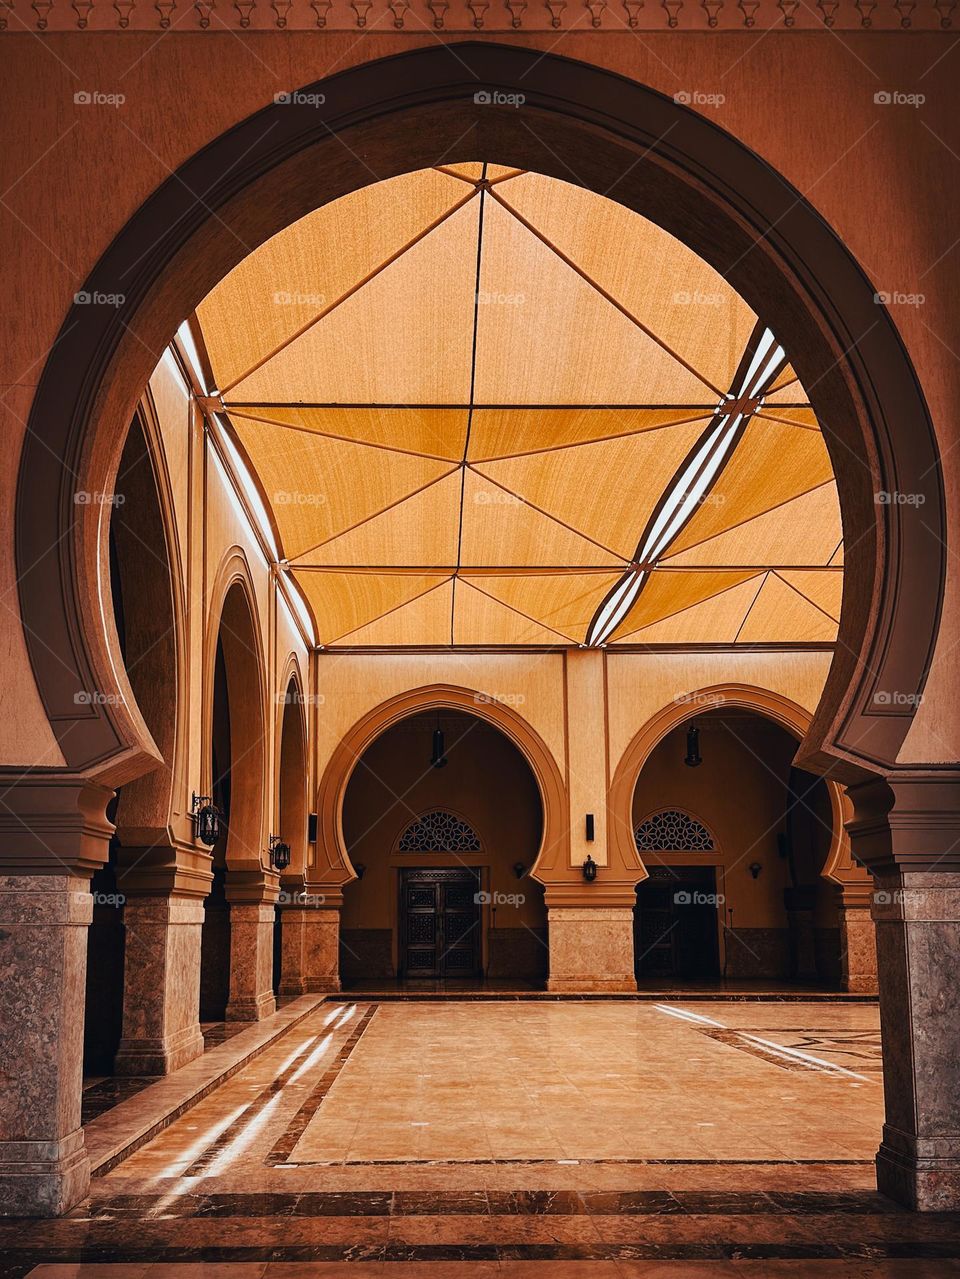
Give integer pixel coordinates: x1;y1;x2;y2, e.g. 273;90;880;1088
582;854;598;882
749;861;763;879
684;724;703;768
191;792;222;847
513;861;526;879
268;834;292;872
354;862;367;880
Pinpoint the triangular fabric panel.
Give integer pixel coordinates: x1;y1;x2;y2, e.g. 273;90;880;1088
468;407;714;462
197;168;470;390
293;470;464;568
228;407;467;462
473;420;708;559
755;407;820;432
611;570;761;639
232;417;456;558
228;199;481;403
612;575;766;644
460;469;624;568
778;569;843;622
495;173;757;394
660;485;842;568
736;573;838;642
663;419;837;557
453;579;571;645
461;572;623;636
474;196;716;406
329;579;454;646
442;163;523;184
293;571;450;645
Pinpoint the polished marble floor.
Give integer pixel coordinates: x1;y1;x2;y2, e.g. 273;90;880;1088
7;999;960;1278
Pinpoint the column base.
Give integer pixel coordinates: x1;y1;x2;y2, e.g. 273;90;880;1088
114;1022;206;1075
304;976;341;993
547;976;636;993
225;990;277;1022
278;977;307;996
877;1137;960;1211
0;1131;89;1218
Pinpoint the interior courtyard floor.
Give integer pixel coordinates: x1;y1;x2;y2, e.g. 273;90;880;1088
6;999;960;1278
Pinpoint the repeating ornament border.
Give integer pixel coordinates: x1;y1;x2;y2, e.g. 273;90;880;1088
1;0;955;32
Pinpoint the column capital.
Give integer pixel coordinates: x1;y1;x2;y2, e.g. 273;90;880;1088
114;840;213;899
544;881;637;909
0;777;114;875
845;770;960;875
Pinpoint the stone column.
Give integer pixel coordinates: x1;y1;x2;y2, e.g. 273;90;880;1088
114;894;206;1074
303;891;342;993
545;886;637;993
277;872;313;999
837;885;878;994
0;875;92;1216
226;900;277;1020
847;774;960;1210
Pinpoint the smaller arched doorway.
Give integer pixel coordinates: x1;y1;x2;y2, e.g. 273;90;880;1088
339;710;547;989
199;572;272;1022
630;707;848;989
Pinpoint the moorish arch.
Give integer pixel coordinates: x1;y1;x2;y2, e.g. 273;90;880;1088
608;683;850;885
12;42;944;807
313;683;568;892
276;658;309;881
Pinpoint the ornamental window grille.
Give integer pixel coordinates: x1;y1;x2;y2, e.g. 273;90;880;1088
634;809;715;852
397;809;481;852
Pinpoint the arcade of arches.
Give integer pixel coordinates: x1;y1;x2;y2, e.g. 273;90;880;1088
3;33;960;1272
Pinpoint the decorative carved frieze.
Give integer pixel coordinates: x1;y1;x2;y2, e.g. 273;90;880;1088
1;0;953;28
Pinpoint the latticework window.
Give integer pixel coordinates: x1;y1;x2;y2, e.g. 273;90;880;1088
634;809;715;852
397;810;481;852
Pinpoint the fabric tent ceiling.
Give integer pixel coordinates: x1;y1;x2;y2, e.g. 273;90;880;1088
194;162;843;648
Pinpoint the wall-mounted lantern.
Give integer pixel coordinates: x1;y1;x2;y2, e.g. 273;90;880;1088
268;834;292;872
684;725;703;768
191;792;222;847
354;862;367;880
582;854;598;882
749;861;763;879
513;861;526;879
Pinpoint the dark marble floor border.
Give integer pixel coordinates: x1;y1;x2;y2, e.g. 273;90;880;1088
283;1156;874;1167
335;992;879;1003
266;1004;378;1167
74;1189;912;1218
2;1241;959;1269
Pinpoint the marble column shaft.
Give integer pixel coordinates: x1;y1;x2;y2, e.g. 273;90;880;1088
302;905;342;993
0;876;91;1217
872;870;960;1210
226;902;277;1021
546;906;636;993
114;894;206;1075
